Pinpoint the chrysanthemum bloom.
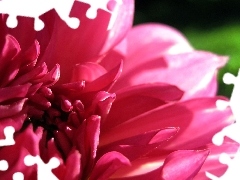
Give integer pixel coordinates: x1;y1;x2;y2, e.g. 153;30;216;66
0;1;235;179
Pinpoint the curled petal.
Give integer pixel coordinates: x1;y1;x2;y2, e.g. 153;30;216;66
34;64;60;86
9;62;48;86
71;62;107;82
90;151;131;180
1;15;37;51
103;83;183;130
0;35;21;72
160;150;209;180
0;36;40;87
89;91;116;119
62;149;81;180
0;35;21;86
76;115;101;174
0;84;31;103
84;61;123;92
0;98;27;119
85;115;101;161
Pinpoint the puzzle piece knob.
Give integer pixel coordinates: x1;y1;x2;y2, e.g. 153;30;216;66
86;7;97;19
66;17;80;29
0;160;8;171
6;16;18;28
223;73;236;85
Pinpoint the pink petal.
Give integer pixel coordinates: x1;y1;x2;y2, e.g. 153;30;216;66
39;131;63;163
111;156;165;179
100;0;134;54
100;48;124;72
117;23;193;62
17;40;40;67
114;50;227;99
116;83;183;101
100;97;233;149
85;115;101;160
0;35;20;68
98;128;178;162
54;130;72;156
0;35;39;88
0;98;27;119
115;127;178;146
103;83;183;130
9;62;48;86
160;150;209;180
77;115;101;173
111;150;209;179
90;151;131;180
0;113;27;136
88;91;116;119
0;84;31;103
34;64;60;86
195;141;239;179
0;125;43;179
71;62;107;82
52;81;85;95
83;61;123;92
99;128;178;152
111;23;193;91
62;149;81;180
1;15;37;51
40;0;134;84
0;35;21;86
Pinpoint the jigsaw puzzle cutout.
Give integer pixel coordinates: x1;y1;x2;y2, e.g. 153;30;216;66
0;126;24;180
0;160;8;171
0;126;15;147
0;0;123;31
0;125;60;179
0;126;15;172
12;172;24;180
206;69;240;179
24;155;60;180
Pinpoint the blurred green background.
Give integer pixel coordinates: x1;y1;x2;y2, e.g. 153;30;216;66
134;0;240;97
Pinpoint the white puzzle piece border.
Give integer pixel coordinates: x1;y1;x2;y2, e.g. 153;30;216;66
206;69;240;179
0;0;123;31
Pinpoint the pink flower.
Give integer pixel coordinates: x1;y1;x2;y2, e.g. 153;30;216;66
0;1;234;179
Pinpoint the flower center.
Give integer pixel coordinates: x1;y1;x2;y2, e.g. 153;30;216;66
25;85;84;141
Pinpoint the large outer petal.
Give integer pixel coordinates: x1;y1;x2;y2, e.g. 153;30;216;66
40;0;134;84
102;83;183;130
111;23;193;83
100;97;233;149
111;24;227;99
1;1;134;84
110;150;209;180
